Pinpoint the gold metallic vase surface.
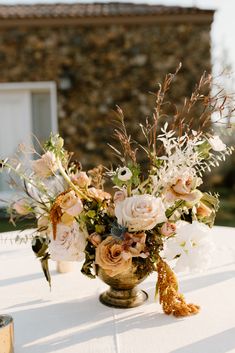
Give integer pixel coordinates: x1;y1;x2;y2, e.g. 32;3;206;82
0;315;14;353
98;265;149;308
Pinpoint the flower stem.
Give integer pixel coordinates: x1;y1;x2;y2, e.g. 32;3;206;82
57;161;89;200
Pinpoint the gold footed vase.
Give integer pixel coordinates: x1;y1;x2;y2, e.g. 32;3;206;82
98;265;148;309
0;315;14;353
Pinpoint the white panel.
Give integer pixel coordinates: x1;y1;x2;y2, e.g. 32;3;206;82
32;92;52;148
0;91;31;157
0;91;32;194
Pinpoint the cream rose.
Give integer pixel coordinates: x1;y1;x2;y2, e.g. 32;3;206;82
32;151;58;178
95;236;132;277
60;190;83;217
48;221;86;262
115;194;166;232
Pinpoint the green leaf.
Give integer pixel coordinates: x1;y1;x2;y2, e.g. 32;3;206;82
86;210;96;218
197;140;211;159
81;243;96;279
165;200;185;218
95;224;106;234
201;192;219;211
41;254;51;289
32;235;51;288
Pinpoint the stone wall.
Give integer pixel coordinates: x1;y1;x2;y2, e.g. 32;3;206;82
0;22;212;168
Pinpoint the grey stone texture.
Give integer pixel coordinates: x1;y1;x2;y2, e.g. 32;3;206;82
0;22;212;168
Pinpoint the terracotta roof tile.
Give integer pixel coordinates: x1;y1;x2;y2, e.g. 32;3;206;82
0;3;214;19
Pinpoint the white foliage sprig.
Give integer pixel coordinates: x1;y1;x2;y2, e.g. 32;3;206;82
151;127;232;194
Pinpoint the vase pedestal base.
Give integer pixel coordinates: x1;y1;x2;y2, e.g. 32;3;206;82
99;287;148;309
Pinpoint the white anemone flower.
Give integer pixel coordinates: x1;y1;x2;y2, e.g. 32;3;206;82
163;220;214;272
117;167;133;182
208;136;226;152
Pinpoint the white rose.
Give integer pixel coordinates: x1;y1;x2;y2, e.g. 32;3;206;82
117;167;133;181
115;194;166;232
48;221;86;262
163;220;214;272
208;136;226;152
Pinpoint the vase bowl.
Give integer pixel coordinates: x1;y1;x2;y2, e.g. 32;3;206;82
98;265;148;308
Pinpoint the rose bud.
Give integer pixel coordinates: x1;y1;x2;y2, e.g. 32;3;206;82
72;171;91;188
160;222;176;237
113;190;126;203
196;202;212;218
88;232;102;247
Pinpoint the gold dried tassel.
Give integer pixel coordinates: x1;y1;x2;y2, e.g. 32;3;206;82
49;190;69;240
156;258;200;317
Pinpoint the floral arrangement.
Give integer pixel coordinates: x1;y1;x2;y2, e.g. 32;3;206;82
1;68;234;317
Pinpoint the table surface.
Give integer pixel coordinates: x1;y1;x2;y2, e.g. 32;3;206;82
0;226;235;353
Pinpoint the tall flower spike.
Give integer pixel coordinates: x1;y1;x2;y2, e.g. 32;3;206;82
156;258;200;317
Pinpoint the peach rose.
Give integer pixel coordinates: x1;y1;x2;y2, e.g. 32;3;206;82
88;187;111;202
196;202;212;218
32;151;58;178
165;176;202;204
122;232;148;259
95;236;132;277
72;171;91;188
60;190;83;217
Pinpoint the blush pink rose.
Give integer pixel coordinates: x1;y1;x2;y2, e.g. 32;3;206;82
160;222;176;237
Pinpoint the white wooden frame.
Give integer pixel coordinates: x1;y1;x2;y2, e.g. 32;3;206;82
0;81;58;133
0;81;58;204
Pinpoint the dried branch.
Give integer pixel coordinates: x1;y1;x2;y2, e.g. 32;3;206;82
110;105;138;164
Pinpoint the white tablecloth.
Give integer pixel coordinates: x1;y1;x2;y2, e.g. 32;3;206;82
0;226;235;353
